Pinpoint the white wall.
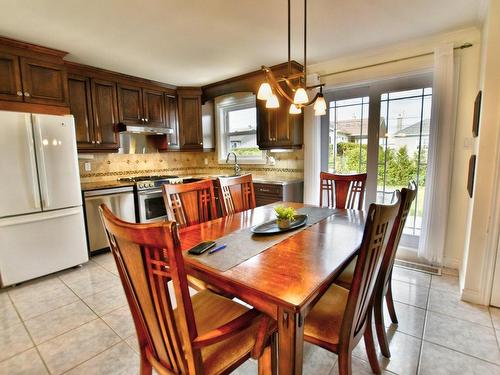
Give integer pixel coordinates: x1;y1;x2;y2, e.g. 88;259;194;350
461;0;500;305
308;27;482;271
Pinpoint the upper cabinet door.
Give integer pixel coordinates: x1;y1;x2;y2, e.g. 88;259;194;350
178;94;203;150
68;74;94;149
142;89;166;127
91;79;119;150
117;84;143;125
0;52;23;102
165;95;180;149
20;57;68;106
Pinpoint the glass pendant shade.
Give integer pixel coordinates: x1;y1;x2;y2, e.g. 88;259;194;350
266;93;280;108
293;87;309;104
289;104;301;114
313;94;327;113
314;107;326;116
257;82;272;100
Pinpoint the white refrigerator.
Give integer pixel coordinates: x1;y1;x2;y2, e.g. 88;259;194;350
0;111;88;286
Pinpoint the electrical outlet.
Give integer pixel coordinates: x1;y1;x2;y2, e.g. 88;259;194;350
84;162;92;172
204;158;209;165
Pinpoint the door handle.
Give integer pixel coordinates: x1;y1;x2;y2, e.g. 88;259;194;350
24;92;30;97
25;115;41;209
17;91;23;96
33;116;50;209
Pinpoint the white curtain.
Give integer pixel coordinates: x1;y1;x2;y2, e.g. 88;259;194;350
418;44;459;265
303;74;322;205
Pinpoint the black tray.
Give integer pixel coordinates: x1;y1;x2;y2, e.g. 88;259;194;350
251;215;308;235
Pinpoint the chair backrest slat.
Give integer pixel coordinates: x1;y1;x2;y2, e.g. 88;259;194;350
319;172;367;210
99;205;202;374
163;179;218;228
378;181;418;296
217;174;256;215
339;195;400;344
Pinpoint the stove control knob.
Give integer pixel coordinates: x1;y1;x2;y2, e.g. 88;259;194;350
138;183;144;189
149;182;154;188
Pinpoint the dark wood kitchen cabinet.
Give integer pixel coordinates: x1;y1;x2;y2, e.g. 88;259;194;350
0;37;69;108
68;74;120;152
20;57;68;106
164;94;180;149
0;51;23;102
177;87;203;150
254;181;304;207
68;74;94;149
117;84;142;125
117;84;166;127
91;79;120;150
256;99;303;149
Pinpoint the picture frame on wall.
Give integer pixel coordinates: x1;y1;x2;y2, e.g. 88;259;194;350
467;154;477;198
472;90;482;137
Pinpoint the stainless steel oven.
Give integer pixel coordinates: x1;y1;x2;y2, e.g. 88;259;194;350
118;175;183;223
137;188;168;223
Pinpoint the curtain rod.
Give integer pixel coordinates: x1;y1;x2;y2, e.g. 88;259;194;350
318;43;473;79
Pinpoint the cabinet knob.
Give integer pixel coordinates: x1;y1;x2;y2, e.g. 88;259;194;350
145;118;149;122
141;118;145;122
96;140;101;144
24;92;30;97
167;142;171;145
16;91;23;96
92;141;96;144
199;142;203;145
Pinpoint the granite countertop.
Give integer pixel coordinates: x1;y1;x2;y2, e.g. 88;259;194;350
179;174;304;186
81;174;303;191
80;180;135;191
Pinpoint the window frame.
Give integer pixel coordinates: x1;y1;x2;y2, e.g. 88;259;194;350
215;93;266;165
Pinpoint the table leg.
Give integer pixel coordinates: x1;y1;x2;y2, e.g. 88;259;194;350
278;307;304;374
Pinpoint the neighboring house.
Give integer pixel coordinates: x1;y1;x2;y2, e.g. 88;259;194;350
330;117;429;155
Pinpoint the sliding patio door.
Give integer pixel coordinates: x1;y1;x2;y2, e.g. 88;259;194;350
321;74;433;252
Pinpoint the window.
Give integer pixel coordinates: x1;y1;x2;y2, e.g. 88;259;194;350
378;88;432;239
215;93;266;164
321;74;433;254
328;96;369;173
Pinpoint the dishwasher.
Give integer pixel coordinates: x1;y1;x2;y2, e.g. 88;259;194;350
83;186;136;253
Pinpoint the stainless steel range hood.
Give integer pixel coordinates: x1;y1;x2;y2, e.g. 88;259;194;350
117;123;173;154
117;123;173;135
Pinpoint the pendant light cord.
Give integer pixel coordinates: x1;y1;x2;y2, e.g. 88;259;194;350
288;0;291;75
304;0;307;88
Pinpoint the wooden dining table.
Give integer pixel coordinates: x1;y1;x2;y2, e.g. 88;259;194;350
178;202;366;375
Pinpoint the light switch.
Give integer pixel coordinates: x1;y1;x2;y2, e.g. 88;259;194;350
84;162;92;172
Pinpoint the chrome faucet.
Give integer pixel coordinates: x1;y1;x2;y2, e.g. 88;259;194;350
226;152;241;176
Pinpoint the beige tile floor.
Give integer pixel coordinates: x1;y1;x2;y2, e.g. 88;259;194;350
1;252;500;374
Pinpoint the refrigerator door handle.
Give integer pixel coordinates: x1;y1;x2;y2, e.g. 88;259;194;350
25;115;41;209
33;116;51;209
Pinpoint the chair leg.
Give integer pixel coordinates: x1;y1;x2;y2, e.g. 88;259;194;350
337;349;352;375
374;292;391;358
364;312;381;374
258;346;272;375
140;352;152;375
258;334;277;375
385;279;398;324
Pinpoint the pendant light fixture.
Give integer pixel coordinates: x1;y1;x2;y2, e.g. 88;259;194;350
257;0;325;116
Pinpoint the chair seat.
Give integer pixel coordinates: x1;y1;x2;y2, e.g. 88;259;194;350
335;257;356;289
187;290;260;375
304;284;350;351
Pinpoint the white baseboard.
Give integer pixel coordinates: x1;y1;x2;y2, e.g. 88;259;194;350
461;287;486;305
443;256;461;271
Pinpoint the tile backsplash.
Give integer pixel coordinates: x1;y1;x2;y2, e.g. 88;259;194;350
79;150;304;183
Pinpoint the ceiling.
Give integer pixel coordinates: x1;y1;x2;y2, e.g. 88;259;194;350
0;0;483;86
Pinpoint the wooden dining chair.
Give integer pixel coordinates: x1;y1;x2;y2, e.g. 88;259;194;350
162;179;218;229
319;172;367;209
333;182;417;359
99;204;276;375
217;174;256;216
162;179;228;294
303;196;401;375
